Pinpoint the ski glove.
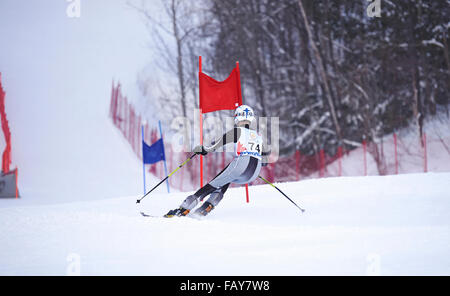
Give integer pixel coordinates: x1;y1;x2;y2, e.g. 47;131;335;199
194;145;208;155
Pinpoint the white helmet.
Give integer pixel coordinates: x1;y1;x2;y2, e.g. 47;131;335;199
234;105;255;125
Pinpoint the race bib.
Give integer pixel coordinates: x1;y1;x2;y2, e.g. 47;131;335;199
235;127;263;160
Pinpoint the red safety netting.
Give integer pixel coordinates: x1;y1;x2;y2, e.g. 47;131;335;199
0;73;12;174
110;80;450;193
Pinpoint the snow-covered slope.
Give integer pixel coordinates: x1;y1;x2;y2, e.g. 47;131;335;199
1;172;449;275
0;0;154;204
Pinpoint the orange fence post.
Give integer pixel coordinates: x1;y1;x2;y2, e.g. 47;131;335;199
394;133;398;174
319;149;325;178
363;140;367;176
15;168;18;199
423;132;428;173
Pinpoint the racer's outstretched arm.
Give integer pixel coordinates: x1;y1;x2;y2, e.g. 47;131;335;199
203;127;241;152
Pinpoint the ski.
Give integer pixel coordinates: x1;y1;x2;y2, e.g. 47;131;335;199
140;212;159;218
140;211;202;220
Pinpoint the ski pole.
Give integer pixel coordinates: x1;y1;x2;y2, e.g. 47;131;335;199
258;175;305;213
136;153;197;204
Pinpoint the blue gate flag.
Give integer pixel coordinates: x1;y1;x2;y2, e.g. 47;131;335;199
142;138;166;164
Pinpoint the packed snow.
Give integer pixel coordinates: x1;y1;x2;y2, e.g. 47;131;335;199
0;172;449;275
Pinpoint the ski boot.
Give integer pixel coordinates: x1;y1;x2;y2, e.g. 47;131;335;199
164;207;190;218
194;202;215;216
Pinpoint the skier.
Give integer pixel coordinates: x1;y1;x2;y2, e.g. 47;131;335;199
165;105;268;218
